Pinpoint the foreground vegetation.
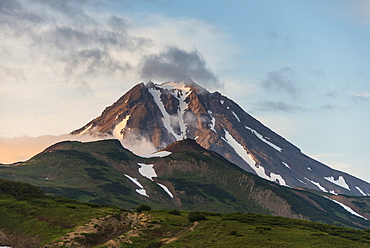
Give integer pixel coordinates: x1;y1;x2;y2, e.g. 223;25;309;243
0;179;123;247
2;139;370;230
2;176;370;247
123;210;370;248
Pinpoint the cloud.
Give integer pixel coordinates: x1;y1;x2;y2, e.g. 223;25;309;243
140;46;222;89
261;67;300;97
0;0;140;90
120;130;158;157
351;91;370;99
0;0;233;138
254;101;305;113
0;0;224;94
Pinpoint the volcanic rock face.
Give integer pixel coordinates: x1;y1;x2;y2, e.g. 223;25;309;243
72;81;370;196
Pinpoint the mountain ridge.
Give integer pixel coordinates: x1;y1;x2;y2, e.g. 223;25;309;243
71;81;370;197
2;139;370;230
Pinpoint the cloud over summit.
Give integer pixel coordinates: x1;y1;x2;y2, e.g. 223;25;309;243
140;47;222;88
0;0;221;92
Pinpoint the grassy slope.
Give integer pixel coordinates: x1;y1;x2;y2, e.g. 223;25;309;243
0;140;153;209
124;210;370;248
0;178;123;247
1;139;370;230
1;179;370;247
154;151;370;229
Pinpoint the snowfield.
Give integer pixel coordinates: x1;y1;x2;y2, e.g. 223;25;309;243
304;177;328;192
157;183;174;198
144;151;172;158
282;161;291;169
324;197;368;220
113;115;131;139
137;163;157;181
323;176;350;190
149;82;192;141
76;124;93;136
124;174;149;197
207;110;217;133
232;111;241;122
223;128;288;187
355;186;368;196
137;163;174;198
245;126;282;152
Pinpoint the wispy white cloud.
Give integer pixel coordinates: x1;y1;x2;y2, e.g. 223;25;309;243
351;91;370;99
0;0;231;90
0;0;235;137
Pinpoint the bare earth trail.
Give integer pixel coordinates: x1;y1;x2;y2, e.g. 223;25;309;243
161;221;199;245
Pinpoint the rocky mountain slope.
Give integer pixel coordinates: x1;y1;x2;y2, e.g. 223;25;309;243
1;139;370;229
71;81;370;196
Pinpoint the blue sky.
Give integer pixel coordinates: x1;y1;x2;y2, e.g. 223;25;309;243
1;0;370;181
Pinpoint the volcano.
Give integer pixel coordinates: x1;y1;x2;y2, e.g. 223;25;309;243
71;81;370;196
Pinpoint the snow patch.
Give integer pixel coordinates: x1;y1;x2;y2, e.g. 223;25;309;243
324;197;368;220
136;163;174;198
304;177;328;192
297;178;307;185
223;128;288;186
355;186;367;196
207;110;217;133
144;151;172;158
157;183;174;198
324;176;350;190
155;82;191;93
220;100;224;105
282;161;291;169
232;111;240;122
124;174;149;197
77;124;93;136
135;189;149;197
149;83;191;141
137;163;157;181
113;115;131;139
245;126;282;152
149;88;182;140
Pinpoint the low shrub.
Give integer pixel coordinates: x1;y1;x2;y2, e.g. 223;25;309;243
169;209;181;215
136;204;151;212
188;212;206;222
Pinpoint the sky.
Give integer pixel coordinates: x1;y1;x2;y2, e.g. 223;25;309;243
1;0;370;181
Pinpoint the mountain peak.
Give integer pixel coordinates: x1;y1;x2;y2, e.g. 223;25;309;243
70;81;370;196
161;138;206;153
146;80;207;94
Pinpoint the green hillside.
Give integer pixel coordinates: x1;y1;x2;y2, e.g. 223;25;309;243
1;178;370;247
1;139;370;230
0;178;122;247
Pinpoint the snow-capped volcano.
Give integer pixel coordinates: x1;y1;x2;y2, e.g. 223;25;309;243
71;81;370;196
